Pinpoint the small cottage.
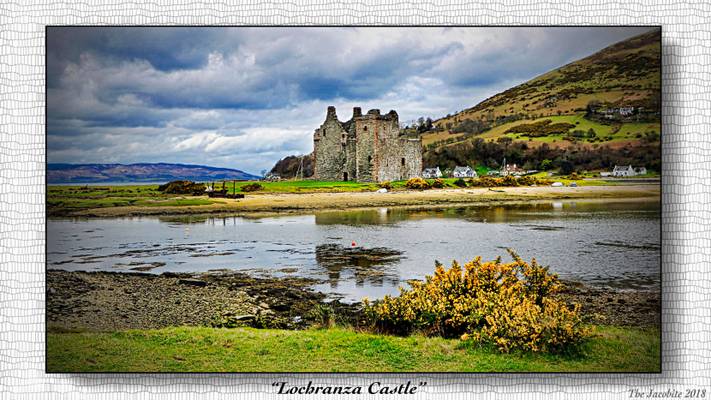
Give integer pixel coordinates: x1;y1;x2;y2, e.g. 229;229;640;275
501;163;524;177
422;167;442;179
612;165;635;177
264;172;281;181
452;166;477;178
619;106;635;117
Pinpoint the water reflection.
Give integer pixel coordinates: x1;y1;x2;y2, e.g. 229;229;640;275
314;244;402;288
49;198;660;302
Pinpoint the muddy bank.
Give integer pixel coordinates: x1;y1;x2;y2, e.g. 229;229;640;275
54;185;660;218
47;270;359;332
47;270;660;333
558;280;660;327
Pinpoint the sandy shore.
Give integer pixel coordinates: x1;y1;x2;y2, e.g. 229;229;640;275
65;184;660;218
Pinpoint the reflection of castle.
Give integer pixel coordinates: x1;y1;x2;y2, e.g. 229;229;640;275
313;106;422;182
314;244;401;288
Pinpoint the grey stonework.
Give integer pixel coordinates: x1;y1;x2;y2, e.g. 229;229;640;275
313;106;422;182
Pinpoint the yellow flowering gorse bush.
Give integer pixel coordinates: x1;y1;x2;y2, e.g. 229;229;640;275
363;250;589;353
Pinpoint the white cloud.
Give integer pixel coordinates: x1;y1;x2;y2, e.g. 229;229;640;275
47;27;654;174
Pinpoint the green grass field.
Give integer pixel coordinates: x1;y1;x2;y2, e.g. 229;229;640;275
47;176;631;215
472;114;660;145
47;185;215;214
47;325;660;373
47;181;384;213
231;179;379;193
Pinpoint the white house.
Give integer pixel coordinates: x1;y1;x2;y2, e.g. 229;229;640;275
422;167;442;179
612;165;635;177
264;172;281;181
619;106;635;117
452;166;477;178
501;163;524;177
634;167;647;175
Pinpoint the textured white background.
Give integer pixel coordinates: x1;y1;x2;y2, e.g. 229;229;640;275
1;1;709;399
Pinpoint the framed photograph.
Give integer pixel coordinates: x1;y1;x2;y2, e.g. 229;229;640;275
45;26;661;374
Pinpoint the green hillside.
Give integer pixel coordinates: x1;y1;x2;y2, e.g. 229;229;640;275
421;29;661;173
432;29;660;131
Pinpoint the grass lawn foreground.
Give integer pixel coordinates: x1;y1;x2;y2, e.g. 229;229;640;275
47;325;660;373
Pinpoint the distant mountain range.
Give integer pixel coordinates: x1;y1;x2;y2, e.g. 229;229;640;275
47;163;260;184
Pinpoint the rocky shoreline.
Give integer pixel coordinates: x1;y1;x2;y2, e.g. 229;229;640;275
47;270;660;333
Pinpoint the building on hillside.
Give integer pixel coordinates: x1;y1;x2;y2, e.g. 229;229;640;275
619;106;635;117
501;163;524;177
313;106;423;182
263;172;281;181
612;165;635;177
452;166;477;178
422;167;442;179
635;166;647;175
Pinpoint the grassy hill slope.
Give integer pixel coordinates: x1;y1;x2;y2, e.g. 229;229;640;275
432;29;660;130
421;29;661;172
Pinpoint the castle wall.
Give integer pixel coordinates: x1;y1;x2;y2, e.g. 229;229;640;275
353;114;378;182
313;106;422;182
313;107;347;181
401;138;423;179
344;137;357;181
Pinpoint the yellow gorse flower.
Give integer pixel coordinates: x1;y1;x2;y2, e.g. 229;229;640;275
363;249;590;353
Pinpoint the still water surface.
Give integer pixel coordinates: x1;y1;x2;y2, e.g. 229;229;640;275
48;199;660;302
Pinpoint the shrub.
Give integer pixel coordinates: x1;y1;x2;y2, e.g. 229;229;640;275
468;176;550;188
379;181;392;190
517;175;536;186
469;176;500;187
505;119;575;137
501;175;519;186
453;178;467;187
241;183;263;192
431;178;446;188
405;177;430;190
307;303;336;329
157;180;206;195
363;250;589;353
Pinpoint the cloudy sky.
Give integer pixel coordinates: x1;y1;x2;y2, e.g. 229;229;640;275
47;26;652;174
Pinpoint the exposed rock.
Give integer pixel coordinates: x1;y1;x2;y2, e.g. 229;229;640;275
46;270;360;332
178;278;207;287
46;270;659;334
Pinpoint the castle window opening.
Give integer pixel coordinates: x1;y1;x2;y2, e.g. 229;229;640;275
401;157;405;166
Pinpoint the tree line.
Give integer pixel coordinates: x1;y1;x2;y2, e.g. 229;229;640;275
423;137;660;174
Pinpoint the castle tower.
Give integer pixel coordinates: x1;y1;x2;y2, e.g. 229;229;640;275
313;106;422;182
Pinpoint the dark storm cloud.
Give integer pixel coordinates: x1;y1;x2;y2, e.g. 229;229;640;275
47;26;654;174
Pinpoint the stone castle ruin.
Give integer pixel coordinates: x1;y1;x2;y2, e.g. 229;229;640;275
313;106;422;182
